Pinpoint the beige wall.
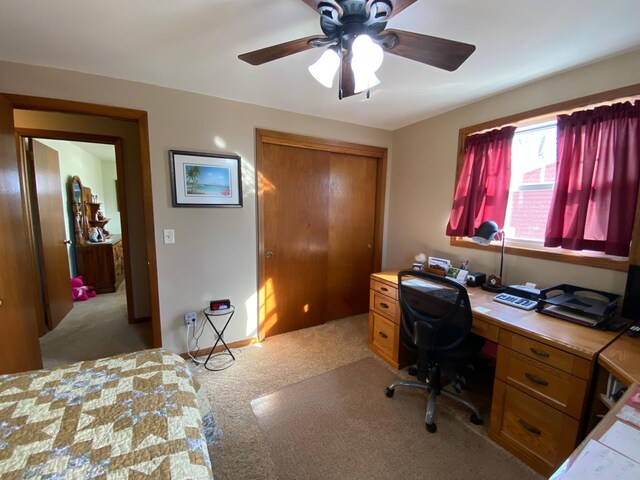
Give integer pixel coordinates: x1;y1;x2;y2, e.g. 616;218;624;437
0;60;394;354
388;49;640;295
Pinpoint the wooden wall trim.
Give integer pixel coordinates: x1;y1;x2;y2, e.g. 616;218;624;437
180;337;258;361
3;94;144;121
449;83;640;272
255;129;387;341
257;128;388;158
137;114;162;349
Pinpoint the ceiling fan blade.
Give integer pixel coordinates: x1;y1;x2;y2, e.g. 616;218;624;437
239;36;324;66
387;0;419;19
383;29;475;71
339;60;357;99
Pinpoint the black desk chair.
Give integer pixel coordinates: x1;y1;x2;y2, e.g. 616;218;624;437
385;270;485;433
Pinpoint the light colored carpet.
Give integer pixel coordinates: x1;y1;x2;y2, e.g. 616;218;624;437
39;282;152;368
189;314;543;480
251;357;542;480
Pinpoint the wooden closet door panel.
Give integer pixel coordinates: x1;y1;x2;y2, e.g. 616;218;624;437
0;96;43;373
327;153;377;319
262;143;330;337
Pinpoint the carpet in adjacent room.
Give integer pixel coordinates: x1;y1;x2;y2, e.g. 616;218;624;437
251;356;542;480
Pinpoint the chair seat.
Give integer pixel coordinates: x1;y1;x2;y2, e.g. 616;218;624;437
429;333;484;366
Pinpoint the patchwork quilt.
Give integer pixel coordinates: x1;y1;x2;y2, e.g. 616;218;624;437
0;349;215;479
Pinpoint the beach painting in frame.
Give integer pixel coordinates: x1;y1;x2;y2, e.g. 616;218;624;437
170;150;242;207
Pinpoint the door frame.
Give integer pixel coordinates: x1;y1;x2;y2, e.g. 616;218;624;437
1;93;162;349
18;130;136;326
255;129;388;341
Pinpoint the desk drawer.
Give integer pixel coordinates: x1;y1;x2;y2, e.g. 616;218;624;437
370;279;398;300
496;346;587;419
369;312;398;363
369;290;400;324
471;317;499;342
490;380;579;476
499;330;591;379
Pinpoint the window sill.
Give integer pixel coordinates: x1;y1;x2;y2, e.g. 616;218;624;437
450;237;629;272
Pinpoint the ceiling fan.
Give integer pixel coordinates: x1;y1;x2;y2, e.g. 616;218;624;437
238;0;476;99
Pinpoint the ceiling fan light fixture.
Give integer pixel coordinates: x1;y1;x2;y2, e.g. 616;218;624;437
351;34;384;72
354;71;381;94
308;47;341;88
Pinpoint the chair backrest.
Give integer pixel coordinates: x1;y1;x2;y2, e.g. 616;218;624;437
397;270;473;353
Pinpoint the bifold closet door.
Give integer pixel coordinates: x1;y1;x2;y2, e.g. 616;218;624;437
260;143;377;338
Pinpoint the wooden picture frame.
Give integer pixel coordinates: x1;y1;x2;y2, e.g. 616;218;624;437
169;150;242;207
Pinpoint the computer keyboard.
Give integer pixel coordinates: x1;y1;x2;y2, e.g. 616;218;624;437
493;293;538;310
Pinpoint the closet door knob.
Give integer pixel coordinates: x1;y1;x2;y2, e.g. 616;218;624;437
266;251;273;259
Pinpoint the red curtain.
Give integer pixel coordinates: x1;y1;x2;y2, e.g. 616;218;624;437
446;126;516;237
545;101;640;256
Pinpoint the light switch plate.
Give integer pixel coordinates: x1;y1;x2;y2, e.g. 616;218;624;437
163;229;175;244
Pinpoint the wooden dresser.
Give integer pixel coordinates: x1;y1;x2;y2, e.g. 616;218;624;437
368;271;621;476
75;234;124;294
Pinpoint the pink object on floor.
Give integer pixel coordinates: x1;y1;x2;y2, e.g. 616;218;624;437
70;275;96;301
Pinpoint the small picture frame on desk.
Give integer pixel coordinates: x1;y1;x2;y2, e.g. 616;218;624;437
412;263;424;271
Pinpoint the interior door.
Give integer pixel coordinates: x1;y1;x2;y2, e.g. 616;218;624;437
260;142;378;338
0;96;43;374
30;139;73;329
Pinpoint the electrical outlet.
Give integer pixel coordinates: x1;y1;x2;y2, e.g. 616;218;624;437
184;312;197;325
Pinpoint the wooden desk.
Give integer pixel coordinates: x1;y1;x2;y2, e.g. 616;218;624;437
598;334;640;385
551;384;640;479
368;271;620;477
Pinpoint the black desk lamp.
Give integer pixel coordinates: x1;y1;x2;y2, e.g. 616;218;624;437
472;220;507;293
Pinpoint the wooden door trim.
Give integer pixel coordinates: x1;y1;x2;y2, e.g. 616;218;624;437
257;128;388;157
16;129;136;325
3;93;162;349
255;129;388;341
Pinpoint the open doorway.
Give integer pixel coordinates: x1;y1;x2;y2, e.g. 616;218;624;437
23;137;152;367
0;94;161;375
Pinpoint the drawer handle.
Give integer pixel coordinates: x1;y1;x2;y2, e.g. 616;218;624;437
379;302;389;309
378;331;388;339
525;373;549;386
530;347;550;358
518;419;541;436
380;287;389;292
471;324;483;331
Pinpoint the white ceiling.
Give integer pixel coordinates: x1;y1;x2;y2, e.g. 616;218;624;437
1;0;639;130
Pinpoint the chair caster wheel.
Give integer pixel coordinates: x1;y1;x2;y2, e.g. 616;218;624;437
385;387;395;398
408;366;418;376
426;422;437;433
470;413;484;425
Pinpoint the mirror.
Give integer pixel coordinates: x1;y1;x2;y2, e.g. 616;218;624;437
70;176;85;243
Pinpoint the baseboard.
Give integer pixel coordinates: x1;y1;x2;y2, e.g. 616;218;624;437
180;337;258;360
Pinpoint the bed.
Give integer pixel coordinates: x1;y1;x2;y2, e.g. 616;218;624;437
0;349;218;479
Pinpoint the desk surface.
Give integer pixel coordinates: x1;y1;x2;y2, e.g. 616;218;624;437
599;334;640;385
373;271;619;362
551;383;640;479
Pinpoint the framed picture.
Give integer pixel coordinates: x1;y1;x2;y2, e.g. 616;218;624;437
169;150;242;207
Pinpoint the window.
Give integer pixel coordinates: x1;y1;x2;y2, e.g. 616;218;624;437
449;85;640;271
503;121;557;244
